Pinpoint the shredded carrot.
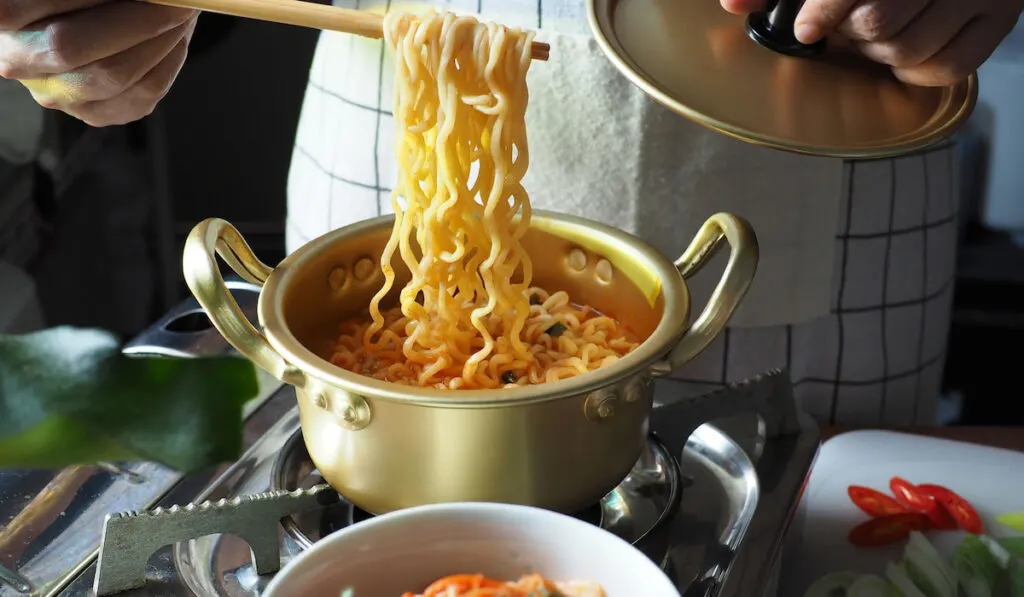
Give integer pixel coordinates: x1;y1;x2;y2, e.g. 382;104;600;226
404;572;604;597
422;574;496;596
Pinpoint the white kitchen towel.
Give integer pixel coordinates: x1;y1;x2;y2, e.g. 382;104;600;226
520;32;845;327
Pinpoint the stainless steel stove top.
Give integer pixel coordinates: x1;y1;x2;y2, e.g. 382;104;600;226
0;282;820;597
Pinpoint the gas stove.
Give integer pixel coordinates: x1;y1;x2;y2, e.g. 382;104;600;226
0;282;820;597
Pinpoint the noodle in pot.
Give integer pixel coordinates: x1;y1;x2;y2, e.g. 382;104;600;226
329;11;638;390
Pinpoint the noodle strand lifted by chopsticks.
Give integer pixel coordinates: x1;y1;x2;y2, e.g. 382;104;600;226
329;11;638;390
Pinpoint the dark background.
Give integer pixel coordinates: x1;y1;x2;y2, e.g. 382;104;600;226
1;14;1021;426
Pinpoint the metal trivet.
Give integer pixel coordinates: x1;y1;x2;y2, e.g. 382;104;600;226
93;487;336;596
268;429;684;563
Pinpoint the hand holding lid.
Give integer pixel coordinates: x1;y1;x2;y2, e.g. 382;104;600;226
587;0;996;158
741;0;1022;86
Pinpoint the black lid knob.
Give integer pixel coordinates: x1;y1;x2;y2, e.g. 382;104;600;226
745;0;826;57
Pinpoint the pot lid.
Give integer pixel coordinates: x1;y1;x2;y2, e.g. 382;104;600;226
587;0;978;159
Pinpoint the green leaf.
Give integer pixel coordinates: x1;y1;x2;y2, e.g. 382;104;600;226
0;327;260;472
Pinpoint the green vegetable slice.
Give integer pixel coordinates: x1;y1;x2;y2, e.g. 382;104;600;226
803;571;860;597
905;531;957;593
848;574;895;597
998;514;1024;533
999;537;1024;597
1010;560;1024;597
977;534;1011;569
903;552;954;597
1000;538;1024;559
887;562;928;597
953;535;1000;597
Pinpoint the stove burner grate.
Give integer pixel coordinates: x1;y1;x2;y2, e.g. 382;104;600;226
270;430;682;563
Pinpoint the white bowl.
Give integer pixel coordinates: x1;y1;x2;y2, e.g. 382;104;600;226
262;502;681;597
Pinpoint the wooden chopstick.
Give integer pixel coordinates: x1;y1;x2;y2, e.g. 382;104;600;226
146;0;551;60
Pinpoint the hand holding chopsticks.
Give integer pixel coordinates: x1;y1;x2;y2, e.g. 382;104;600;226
143;0;551;61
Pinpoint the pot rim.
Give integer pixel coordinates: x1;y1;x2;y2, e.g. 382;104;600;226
259;210;690;407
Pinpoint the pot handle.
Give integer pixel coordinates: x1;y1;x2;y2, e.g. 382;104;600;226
650;213;759;377
183;218;306;387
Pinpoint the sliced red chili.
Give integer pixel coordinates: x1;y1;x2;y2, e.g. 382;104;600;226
918;483;984;535
848;512;932;547
888;476;956;530
925;503;959;530
848;485;909;517
889;477;932;511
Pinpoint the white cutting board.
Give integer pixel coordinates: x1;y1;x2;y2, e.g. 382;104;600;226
778;430;1024;596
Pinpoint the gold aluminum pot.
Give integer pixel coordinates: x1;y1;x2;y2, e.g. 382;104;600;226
182;211;758;514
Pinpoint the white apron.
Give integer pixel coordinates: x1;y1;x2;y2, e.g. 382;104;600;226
286;0;960;425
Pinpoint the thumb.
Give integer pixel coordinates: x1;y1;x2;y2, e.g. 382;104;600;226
720;0;769;15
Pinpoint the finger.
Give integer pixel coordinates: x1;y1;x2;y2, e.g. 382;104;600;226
184;11;199;42
0;0;106;31
793;0;860;43
24;21;189;104
835;0;933;42
0;2;194;78
893;14;1015;87
71;37;189;127
855;0;975;68
719;0;768;15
